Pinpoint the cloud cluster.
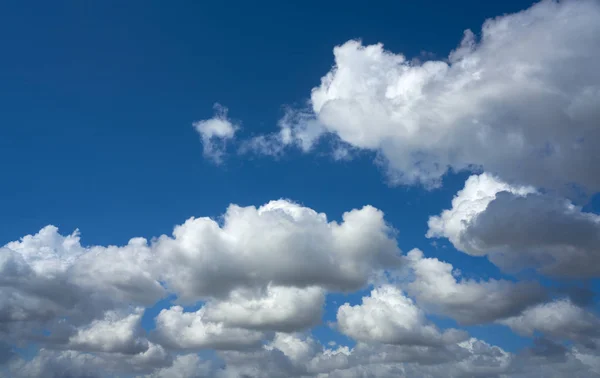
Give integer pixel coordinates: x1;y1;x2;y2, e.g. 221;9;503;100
5;197;597;377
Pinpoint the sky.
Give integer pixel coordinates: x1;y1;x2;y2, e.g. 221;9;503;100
1;0;600;377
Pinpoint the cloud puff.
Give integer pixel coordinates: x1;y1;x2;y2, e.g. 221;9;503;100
203;284;325;332
67;308;148;354
405;248;546;324
427;173;600;278
193;103;238;164
266;0;600;193
155;200;401;302
336;285;467;346
500;299;600;349
6;344;172;378
153;306;265;351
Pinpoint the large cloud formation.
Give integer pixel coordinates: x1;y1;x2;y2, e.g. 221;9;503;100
2;198;599;377
249;0;600;195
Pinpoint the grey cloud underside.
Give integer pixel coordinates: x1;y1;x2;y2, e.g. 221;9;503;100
404;249;547;325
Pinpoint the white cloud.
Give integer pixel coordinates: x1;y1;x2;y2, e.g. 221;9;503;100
0;199;401;365
154;199;401;302
68;308;148;354
405;248;545;324
336;285;467;346
428;173;600;278
426;173;535;254
193;103;238;164
265;0;600;194
500;299;600;349
0;226;164;346
147;354;214;378
153;306;265;351
203;284;325;332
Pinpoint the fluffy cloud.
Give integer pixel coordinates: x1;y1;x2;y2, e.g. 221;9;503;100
500;299;600;349
428;173;600;278
147;354;214;378
0;199;404;377
203;284;325;332
336;285;467;346
153;306;265;351
262;0;600;194
193;103;238;164
67;308;148;354
155;200;401;302
0;226;163;347
0;199;398;342
405;248;545;324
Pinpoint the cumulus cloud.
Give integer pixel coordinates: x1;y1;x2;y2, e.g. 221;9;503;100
405;248;546;324
427;173;600;278
147;354;214;378
67;308;148;354
336;285;467;346
0;199;398;339
154;200;401;302
259;0;600;194
203;284;325;332
6;344;172;378
193;103;238;164
500;299;600;349
0;199;402;375
153;306;265;351
0;226;163;347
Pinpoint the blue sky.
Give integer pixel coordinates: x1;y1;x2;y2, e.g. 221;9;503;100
1;1;600;377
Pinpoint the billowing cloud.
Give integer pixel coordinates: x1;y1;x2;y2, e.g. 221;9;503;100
500;299;600;349
0;226;163;347
428;173;600;278
203;284;325;332
193;103;239;164
336;285;467;346
153;306;265;351
67;308;148;354
0;199;402;375
260;0;600;194
155;200;401;302
405;248;546;324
